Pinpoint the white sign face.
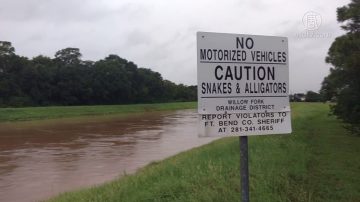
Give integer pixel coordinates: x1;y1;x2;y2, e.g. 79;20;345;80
197;32;292;137
199;111;292;137
197;32;290;114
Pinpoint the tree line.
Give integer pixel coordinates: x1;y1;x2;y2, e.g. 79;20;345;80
0;42;196;107
289;91;322;102
320;0;360;135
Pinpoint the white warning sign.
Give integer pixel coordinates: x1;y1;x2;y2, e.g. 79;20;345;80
197;31;292;137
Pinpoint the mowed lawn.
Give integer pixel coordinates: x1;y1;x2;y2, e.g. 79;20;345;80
45;103;358;201
0;102;196;122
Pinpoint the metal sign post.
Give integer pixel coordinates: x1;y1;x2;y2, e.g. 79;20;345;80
240;136;249;202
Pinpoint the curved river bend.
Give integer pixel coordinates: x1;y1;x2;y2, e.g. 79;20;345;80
0;109;218;202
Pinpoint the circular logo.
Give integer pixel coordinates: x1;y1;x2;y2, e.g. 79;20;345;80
302;11;322;31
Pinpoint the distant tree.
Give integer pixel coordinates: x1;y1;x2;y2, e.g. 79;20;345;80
0;41;15;73
135;68;165;103
320;0;360;135
0;41;15;56
292;93;306;102
0;42;34;106
29;55;57;105
92;54;132;104
305;91;321;102
186;85;197;101
52;48;89;105
55;48;82;66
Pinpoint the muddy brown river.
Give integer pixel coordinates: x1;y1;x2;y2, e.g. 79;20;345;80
0;109;218;202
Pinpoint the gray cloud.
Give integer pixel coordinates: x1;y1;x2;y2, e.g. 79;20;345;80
0;0;350;93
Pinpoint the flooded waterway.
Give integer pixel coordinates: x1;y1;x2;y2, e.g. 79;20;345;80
0;109;218;202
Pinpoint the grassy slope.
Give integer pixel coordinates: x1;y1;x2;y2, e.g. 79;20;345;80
49;103;360;202
0;102;196;122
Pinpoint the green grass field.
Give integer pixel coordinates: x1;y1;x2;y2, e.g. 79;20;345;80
48;103;360;202
0;102;196;122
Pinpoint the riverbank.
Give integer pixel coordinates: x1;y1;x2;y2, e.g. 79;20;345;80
48;103;360;201
0;102;196;122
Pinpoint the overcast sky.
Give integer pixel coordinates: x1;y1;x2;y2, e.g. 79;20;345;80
0;0;349;93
